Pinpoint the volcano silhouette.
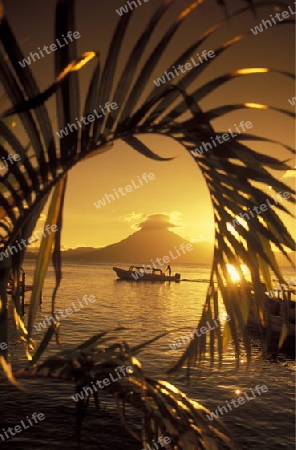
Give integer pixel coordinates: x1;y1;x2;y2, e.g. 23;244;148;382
61;226;213;264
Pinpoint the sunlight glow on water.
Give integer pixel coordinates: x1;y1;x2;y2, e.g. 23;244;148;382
5;262;295;450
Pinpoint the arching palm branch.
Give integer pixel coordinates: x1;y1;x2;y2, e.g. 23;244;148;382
0;0;295;445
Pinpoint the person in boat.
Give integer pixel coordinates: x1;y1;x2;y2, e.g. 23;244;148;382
166;265;171;276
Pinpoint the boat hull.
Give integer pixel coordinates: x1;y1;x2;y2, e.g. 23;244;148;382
6;285;33;295
247;294;295;353
247;311;295;336
113;267;180;282
248;294;295;336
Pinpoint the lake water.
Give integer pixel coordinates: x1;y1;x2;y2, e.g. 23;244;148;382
1;263;295;449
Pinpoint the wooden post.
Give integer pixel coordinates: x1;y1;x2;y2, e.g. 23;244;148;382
21;269;25;315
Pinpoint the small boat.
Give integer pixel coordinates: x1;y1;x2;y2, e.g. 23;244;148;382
247;287;295;352
6;268;35;314
6;267;33;295
6;283;33;295
113;266;181;282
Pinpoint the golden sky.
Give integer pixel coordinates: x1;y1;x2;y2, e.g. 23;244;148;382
3;0;295;250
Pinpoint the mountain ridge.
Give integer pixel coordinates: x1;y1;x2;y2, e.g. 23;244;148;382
25;228;213;264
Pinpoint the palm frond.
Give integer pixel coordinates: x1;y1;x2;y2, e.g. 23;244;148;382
0;0;294;374
20;333;237;449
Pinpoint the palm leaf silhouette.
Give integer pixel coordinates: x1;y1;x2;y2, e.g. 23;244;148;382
12;331;237;449
0;0;294;376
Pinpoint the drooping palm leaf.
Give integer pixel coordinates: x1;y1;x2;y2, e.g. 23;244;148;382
14;332;238;449
0;0;294;379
